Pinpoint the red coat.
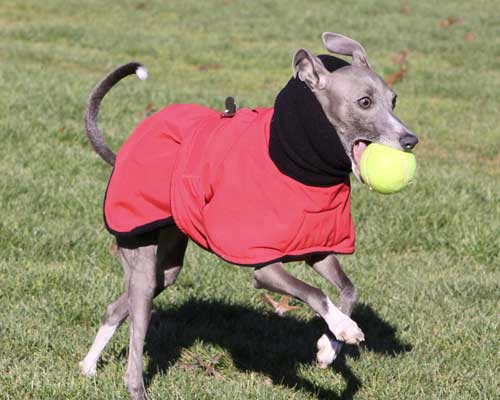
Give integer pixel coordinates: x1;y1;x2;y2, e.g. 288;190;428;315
105;104;355;265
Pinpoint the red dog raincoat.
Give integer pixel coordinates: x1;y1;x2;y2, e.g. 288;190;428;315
105;103;355;266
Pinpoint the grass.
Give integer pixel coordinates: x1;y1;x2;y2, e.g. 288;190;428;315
0;0;499;398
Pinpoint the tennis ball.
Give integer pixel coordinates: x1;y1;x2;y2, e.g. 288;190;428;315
359;143;416;194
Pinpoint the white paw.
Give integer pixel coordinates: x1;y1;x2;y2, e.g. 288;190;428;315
79;360;97;377
324;298;364;345
331;313;365;344
316;334;342;368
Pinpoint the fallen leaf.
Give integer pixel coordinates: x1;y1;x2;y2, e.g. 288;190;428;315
385;65;407;88
392;51;408;66
261;294;299;316
464;32;474;42
439;16;464;28
179;363;197;372
400;5;413;15
386;52;409;87
145;102;156;115
178;350;222;377
197;63;221;72
109;242;119;256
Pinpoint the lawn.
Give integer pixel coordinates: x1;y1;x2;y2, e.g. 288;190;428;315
0;0;499;399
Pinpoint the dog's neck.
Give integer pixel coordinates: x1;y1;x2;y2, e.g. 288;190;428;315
269;55;352;187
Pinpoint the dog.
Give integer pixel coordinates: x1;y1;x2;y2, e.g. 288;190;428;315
79;32;418;399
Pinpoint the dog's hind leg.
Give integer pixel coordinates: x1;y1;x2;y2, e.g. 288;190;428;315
122;244;156;400
79;244;136;377
124;227;187;400
79;227;187;394
253;263;364;346
79;292;129;376
307;254;357;367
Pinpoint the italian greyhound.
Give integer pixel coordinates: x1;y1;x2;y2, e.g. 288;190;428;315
79;32;418;399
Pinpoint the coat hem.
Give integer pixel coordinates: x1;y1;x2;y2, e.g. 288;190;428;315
103;167;176;239
213;247;355;267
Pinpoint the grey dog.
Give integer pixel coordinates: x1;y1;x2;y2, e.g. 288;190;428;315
79;32;418;399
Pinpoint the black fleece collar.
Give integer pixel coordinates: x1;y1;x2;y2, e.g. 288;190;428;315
269;55;352;187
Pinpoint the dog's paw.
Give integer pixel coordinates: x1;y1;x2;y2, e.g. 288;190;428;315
316;334;342;368
331;314;365;345
324;298;365;345
79;360;97;377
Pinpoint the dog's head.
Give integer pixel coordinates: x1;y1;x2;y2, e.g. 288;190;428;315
292;32;418;179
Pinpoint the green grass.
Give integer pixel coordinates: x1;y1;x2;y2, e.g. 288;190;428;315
1;0;499;398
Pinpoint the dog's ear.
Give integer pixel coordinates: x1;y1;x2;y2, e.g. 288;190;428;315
292;48;329;91
322;32;371;69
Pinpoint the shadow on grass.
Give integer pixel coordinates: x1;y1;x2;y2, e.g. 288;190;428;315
139;299;412;400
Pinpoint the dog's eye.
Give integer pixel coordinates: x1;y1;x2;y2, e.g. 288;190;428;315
392;96;397;109
358;97;372;109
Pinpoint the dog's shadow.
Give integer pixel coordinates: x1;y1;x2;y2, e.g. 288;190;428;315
140;299;412;400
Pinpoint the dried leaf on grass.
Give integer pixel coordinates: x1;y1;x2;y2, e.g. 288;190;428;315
464;32;474;42
145;102;156;115
261;294;299;316
386;52;409;88
439;16;464;28
178;349;223;377
400;5;413;15
109;242;119;257
386;65;407;88
197;63;221;72
136;102;157;118
392;51;408;66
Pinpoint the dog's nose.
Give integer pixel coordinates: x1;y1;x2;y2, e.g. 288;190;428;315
399;134;419;150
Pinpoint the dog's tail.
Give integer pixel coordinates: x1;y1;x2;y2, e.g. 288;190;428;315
84;62;148;166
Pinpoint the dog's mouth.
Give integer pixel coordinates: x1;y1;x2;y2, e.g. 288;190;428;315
352;139;371;174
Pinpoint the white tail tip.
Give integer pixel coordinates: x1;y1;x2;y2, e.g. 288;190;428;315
136;66;148;80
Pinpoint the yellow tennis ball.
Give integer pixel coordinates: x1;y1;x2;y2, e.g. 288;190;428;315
359;143;416;194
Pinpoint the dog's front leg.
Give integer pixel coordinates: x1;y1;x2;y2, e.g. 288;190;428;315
253;262;364;345
308;254;358;367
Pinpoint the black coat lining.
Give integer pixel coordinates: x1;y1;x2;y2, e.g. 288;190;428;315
269;55;352;187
